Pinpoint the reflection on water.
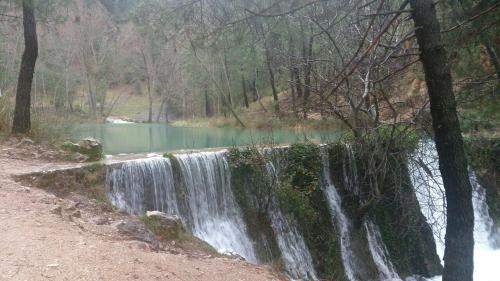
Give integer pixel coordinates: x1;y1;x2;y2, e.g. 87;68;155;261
73;123;340;155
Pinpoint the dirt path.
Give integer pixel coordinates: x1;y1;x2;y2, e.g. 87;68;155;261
0;143;281;281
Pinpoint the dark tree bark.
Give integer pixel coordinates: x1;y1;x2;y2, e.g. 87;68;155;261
485;42;500;82
241;76;249;108
250;71;258;102
264;40;280;115
293;66;303;99
12;0;38;134
302;33;313;119
205;88;213;117
410;1;474;281
289;68;297;117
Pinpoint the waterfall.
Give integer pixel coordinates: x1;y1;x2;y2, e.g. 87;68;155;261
321;146;407;281
106;158;178;215
319;147;360;281
364;220;401;281
410;141;500;281
174;151;257;261
106;151;257;262
265;161;318;281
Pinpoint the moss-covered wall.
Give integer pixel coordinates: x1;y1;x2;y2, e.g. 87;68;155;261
228;141;443;280
275;143;347;281
227;147;282;264
464;136;500;227
329;140;442;278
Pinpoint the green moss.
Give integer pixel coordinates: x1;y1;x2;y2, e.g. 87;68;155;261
140;215;219;255
140;215;183;240
328;139;442;278
227;147;282;263
276;143;347;281
464;136;500;226
62;139;103;162
163;152;175;159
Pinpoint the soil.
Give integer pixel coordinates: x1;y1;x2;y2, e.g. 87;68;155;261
0;138;282;281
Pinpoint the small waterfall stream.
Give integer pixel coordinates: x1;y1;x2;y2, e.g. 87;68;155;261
105;142;497;281
106;152;257;262
410;141;500;281
106;150;318;279
364;220;401;281
265;161;318;281
320;148;359;281
320;147;402;281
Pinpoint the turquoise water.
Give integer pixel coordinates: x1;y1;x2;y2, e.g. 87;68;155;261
74;123;340;155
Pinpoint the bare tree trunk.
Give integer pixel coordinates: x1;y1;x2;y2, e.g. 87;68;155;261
241;75;249;108
290;69;297;117
205;88;212;117
302;33;313;119
264;41;279;115
410;1;474;281
485;42;500;82
140;49;153;123
12;0;38;134
250;74;258;102
157;98;166;122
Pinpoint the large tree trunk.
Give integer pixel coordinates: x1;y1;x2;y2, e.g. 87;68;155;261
410;1;474;281
12;0;38;134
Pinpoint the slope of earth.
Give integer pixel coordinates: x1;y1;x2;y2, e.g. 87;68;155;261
0;140;281;281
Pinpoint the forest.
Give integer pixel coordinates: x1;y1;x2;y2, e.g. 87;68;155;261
0;1;498;281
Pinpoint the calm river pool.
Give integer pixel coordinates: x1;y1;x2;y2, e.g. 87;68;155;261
73;123;340;155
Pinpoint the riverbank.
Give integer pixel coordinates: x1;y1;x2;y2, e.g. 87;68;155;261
0;139;282;281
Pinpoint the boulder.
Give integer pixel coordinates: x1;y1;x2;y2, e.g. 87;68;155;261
146;211;184;230
113;219;159;249
143;211;186;240
62;138;103;162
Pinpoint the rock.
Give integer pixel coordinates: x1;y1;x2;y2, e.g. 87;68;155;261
70;210;81;218
125;241;153;252
73;152;89;163
91;216;108;225
145;211;186;240
113;219;159;249
62;138;103;162
17;138;35;147
46;263;59;268
146;211;183;229
50;205;62;216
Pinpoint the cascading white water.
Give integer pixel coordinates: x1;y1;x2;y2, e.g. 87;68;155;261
410;141;500;281
319;147;360;281
174;151;257;261
364;220;402;281
106;157;178;215
321;146;408;281
106;151;257;262
265;161;318;281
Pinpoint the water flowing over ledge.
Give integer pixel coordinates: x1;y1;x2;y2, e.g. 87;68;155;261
410;141;500;281
106;151;257;262
103;142;499;281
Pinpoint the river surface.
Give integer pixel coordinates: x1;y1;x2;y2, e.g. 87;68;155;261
73;123;340;155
